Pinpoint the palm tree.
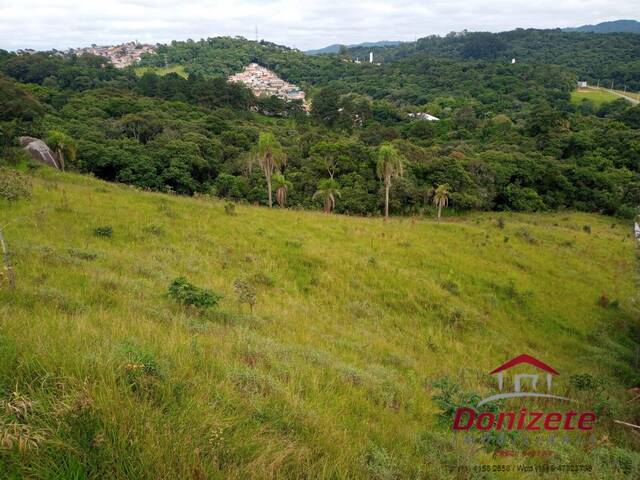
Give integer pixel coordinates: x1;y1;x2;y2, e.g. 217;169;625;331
45;130;77;172
254;132;285;208
376;144;404;220
272;173;292;208
313;178;341;213
433;183;450;222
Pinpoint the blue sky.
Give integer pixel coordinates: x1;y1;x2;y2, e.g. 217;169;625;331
0;0;637;51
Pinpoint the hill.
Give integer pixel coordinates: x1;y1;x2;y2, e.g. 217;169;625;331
345;29;640;90
306;41;402;56
564;19;640;33
1;167;640;477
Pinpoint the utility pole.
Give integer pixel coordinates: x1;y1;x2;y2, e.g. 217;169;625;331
255;25;258;42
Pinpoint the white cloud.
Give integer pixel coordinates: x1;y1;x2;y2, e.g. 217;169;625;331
0;0;637;51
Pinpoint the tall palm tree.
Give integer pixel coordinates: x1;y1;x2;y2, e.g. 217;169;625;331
313;178;341;213
272;173;292;208
254;132;285;208
433;183;450;222
376;144;404;220
45;130;76;172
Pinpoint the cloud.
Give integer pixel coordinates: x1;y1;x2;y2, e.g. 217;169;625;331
0;0;636;51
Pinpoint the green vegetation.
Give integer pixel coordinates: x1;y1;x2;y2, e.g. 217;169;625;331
134;64;188;78
571;88;620;108
2;36;640;220
0;168;639;477
346;30;640;91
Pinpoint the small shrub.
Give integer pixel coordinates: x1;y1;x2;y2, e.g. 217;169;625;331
0;168;32;201
119;343;163;397
142;224;164;236
234;278;257;312
515;228;537;244
68;249;97;261
224;202;236;216
496;217;505;229
441;280;460;295
583;225;592;234
363;445;398;480
503;235;509;243
368;256;377;265
597;294;619;309
168;277;222;309
431;377;485;426
594;447;640;476
569;373;605;392
93;226;113;238
250;271;274;287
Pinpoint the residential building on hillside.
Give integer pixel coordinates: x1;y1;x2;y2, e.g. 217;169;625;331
70;42;155;68
228;63;308;108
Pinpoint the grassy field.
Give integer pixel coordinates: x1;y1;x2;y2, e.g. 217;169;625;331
571;88;620;108
1;167;640;478
133;64;188;78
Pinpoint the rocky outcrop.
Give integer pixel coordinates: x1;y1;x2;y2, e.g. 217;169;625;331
19;137;59;169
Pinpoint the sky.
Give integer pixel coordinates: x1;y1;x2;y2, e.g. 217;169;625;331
0;0;638;51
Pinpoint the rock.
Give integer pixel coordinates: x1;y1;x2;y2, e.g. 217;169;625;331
19;137;60;169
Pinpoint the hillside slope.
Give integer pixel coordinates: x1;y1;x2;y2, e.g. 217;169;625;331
1;168;640;478
564;20;640;34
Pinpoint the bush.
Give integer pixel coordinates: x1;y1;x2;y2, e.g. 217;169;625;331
93;226;113;237
597;294;619;309
168;277;222;309
234;278;257;312
363;445;398;480
224;202;236;216
441;279;460;295
0;168;32;201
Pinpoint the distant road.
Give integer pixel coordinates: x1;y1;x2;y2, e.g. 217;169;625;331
604;88;639;105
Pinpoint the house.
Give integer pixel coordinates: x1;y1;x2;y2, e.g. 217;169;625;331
578;81;588;88
490;354;559;393
407;112;440;121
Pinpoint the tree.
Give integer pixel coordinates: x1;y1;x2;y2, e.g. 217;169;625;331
45;130;77;171
432;183;450;222
313;178;341;213
254;132;285;207
272;173;292;208
376;144;405;219
312;86;339;126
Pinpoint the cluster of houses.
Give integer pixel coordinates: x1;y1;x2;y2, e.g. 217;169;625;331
70;42;155;68
228;63;307;105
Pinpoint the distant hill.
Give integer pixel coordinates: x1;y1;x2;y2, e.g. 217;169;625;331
306;40;401;55
564;19;640;33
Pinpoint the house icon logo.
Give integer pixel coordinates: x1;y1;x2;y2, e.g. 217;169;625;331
477;354;573;407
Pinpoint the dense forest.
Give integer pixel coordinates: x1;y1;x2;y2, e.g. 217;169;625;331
1;31;640;218
347;29;640;91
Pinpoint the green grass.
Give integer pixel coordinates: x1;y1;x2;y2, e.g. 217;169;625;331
1;167;640;478
133;64;188;78
571;88;620;108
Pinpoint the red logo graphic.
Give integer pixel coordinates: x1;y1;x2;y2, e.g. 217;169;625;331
452;354;596;432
